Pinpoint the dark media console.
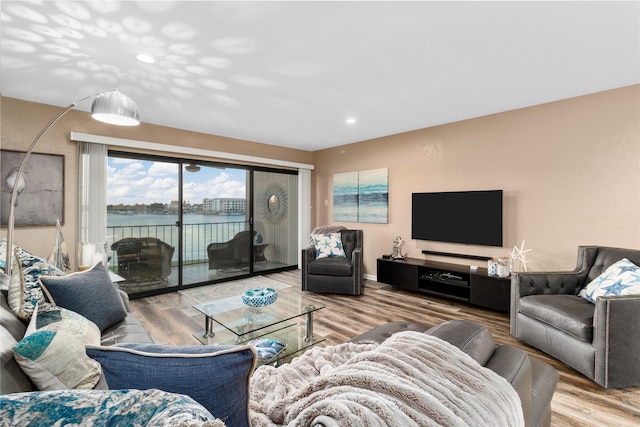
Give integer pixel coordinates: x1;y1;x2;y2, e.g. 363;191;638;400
377;257;510;312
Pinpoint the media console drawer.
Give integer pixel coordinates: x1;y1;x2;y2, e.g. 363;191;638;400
377;257;510;312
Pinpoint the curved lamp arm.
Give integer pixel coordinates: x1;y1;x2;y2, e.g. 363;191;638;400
4;89;139;277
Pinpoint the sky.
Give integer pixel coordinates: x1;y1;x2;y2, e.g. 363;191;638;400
107;157;247;205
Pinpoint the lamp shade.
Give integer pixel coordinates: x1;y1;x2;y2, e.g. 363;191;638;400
91;90;140;126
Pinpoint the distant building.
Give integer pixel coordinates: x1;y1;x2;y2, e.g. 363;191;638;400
203;198;245;215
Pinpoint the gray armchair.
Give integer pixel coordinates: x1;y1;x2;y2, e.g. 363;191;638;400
302;229;363;295
511;246;640;389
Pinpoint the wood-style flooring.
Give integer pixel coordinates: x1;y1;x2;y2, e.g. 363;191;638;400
129;270;640;427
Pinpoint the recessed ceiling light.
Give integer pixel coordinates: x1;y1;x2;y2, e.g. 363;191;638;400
345;117;357;124
136;53;156;64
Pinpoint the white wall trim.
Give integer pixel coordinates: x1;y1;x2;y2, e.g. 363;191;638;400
70;132;314;170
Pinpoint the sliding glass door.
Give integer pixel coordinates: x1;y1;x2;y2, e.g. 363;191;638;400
181;163;250;286
106;155;180;294
106;152;298;297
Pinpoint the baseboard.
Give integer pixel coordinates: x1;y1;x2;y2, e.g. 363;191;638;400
364;273;377;282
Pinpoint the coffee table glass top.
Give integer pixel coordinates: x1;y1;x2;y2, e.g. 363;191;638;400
193;290;325;339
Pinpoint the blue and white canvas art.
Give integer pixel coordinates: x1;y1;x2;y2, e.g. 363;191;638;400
333;172;358;222
358;168;388;223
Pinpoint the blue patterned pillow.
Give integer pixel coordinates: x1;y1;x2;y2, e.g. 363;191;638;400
8;246;65;320
0;389;223;426
579;258;640;303
312;232;346;259
86;343;256;427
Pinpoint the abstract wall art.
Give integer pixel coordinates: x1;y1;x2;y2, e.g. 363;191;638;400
333;168;388;224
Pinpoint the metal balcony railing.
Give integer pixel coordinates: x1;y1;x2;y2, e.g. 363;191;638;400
107;220;248;267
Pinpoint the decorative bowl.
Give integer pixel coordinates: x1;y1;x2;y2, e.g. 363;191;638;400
241;287;278;307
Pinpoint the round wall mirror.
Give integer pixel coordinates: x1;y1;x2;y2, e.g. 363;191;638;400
262;184;288;223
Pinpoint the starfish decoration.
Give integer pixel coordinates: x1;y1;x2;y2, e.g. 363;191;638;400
510;240;532;272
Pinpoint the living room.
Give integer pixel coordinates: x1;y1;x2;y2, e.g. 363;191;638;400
1;1;639;426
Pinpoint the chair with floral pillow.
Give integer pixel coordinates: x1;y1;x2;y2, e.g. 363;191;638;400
301;229;363;295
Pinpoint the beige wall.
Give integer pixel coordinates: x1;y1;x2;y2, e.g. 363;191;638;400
311;85;640;275
3;86;639;277
1;97;312;269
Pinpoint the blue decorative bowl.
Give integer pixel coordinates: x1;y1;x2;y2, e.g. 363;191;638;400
242;288;278;307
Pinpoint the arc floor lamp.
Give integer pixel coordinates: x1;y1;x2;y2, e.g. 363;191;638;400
4;89;140;278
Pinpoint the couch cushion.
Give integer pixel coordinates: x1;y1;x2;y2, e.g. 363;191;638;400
579;258;640;303
308;257;353;276
100;313;154;346
39;263;127;332
519;294;594;342
86;343;256;427
426;319;496;366
312;232;346;259
1;327;33;394
0;389;221;427
13;303;101;391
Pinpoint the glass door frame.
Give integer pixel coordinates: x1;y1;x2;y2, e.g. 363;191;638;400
107;150;298;299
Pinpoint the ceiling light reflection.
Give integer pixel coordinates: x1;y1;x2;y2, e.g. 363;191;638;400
54;1;91;20
57;27;84;39
5;4;48;24
82;24;107;37
4;27;45;43
50;13;82;29
2;39;36;53
30;24;63;38
162;22;196;40
96;18;123;34
122;16;152;34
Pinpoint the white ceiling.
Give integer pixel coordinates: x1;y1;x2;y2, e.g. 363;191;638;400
1;1;638;151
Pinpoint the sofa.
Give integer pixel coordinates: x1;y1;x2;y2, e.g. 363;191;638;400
511;245;640;389
349;320;558;427
1;243;557;426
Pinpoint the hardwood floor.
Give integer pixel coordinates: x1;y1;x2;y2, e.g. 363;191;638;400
129;270;640;427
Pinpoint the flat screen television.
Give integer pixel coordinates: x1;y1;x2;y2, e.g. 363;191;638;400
411;190;503;247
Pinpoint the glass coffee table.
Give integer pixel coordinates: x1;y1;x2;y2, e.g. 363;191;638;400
193;290;325;365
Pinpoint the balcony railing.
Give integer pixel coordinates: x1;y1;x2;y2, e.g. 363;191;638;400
107;220;249;267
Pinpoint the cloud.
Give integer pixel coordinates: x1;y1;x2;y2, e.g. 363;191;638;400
107;160;246;205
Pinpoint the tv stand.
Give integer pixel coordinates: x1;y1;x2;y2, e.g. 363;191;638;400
377;257;510;312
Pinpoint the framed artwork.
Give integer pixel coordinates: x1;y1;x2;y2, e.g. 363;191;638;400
1;150;64;226
333;171;358;222
332;168;388;224
358;168;388;223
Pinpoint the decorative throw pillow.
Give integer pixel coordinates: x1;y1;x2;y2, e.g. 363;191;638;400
0;389;224;427
312;232;346;259
578;258;640;303
8;246;65;320
86;343;256;427
13;302;101;391
39;262;127;332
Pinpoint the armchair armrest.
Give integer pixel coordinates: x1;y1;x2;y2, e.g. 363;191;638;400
301;245;316;291
594;294;640;388
352;246;363;288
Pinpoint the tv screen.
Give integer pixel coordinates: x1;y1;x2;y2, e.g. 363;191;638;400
411;190;503;247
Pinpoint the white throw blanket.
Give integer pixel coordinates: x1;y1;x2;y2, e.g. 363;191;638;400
250;331;524;427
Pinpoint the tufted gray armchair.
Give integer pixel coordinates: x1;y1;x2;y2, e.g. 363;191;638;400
511;246;640;389
301;229;363;295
